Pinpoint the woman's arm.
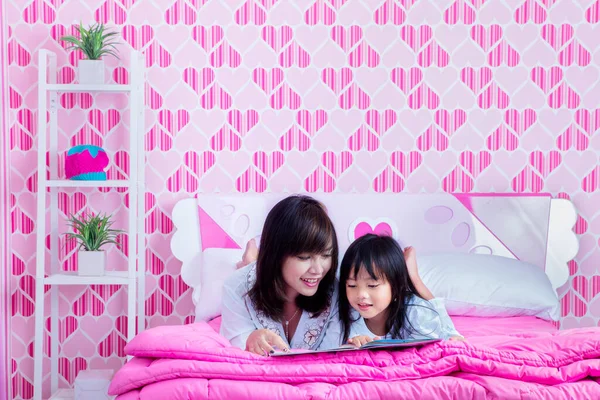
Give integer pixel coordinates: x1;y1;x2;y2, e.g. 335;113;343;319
219;274;257;349
318;316;344;350
316;287;344;350
220;268;289;354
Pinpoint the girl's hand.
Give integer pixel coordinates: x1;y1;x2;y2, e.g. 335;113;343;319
404;246;434;300
347;335;380;348
236;238;259;269
449;336;466;341
246;329;289;356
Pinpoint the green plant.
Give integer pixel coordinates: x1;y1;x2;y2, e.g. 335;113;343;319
60;22;120;60
66;213;124;251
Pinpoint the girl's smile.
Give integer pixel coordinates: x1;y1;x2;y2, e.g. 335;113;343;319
346;268;393;322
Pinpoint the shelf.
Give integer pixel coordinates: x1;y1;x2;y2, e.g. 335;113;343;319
44;84;133;92
44;271;131;285
46;180;130;188
34;48;145;400
49;389;73;400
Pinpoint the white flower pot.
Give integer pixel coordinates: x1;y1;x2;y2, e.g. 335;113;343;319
77;251;106;276
78;59;105;84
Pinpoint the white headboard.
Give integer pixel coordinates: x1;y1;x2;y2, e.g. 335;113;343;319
171;193;578;320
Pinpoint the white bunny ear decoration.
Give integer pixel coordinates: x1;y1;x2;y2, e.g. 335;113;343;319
347;217;398;242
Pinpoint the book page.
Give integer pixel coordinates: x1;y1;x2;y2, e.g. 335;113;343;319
270;338;441;357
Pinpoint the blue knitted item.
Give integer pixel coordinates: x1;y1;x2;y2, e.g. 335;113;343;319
67;145;105;158
70;172;107;181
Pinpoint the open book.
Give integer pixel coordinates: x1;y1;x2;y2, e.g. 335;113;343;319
270;338;441;357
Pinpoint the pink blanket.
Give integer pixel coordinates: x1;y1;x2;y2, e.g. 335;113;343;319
110;322;600;399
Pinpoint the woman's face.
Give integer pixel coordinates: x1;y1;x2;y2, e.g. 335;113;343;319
281;249;333;299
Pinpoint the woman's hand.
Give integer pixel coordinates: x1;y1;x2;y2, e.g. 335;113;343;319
404;246;434;300
347;335;380;348
449;336;466;341
236;238;259;269
245;329;289;356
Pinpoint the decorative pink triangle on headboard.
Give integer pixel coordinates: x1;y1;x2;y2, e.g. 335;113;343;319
198;206;242;251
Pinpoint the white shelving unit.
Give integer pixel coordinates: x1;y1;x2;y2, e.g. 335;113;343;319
34;50;146;400
46;180;131;188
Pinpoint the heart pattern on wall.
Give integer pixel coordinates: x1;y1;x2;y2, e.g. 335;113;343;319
6;1;600;398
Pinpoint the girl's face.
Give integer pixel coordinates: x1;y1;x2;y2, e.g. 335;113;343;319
346;266;392;321
282;250;333;299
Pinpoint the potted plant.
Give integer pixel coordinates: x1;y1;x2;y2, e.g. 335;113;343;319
66;212;124;276
60;22;120;85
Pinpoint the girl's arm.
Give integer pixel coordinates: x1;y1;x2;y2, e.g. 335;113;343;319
347;335;380;347
320;309;379;349
406;296;463;340
404;247;463;339
427;298;463;339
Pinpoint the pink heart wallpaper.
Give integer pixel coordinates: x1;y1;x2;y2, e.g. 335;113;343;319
2;0;600;398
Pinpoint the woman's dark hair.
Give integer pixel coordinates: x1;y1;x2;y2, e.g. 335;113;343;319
339;234;428;342
248;195;339;321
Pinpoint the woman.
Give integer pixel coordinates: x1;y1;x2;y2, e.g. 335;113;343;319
220;195;340;355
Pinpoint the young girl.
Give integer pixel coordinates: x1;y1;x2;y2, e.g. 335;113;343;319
220;195;341;355
339;234;462;346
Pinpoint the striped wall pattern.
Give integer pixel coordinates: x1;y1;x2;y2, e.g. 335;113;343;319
2;0;11;398
4;0;600;398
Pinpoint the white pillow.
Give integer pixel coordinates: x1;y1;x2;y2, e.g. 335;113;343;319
196;248;243;322
418;253;560;321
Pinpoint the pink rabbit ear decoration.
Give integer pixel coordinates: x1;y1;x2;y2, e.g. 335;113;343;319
65;145;110;180
348;218;398;242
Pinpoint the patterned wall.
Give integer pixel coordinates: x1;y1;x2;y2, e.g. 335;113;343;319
1;0;11;398
5;0;600;398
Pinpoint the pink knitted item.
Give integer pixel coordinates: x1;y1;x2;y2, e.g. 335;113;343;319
65;145;110;180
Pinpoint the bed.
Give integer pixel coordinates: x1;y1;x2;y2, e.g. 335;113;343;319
108;193;600;399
